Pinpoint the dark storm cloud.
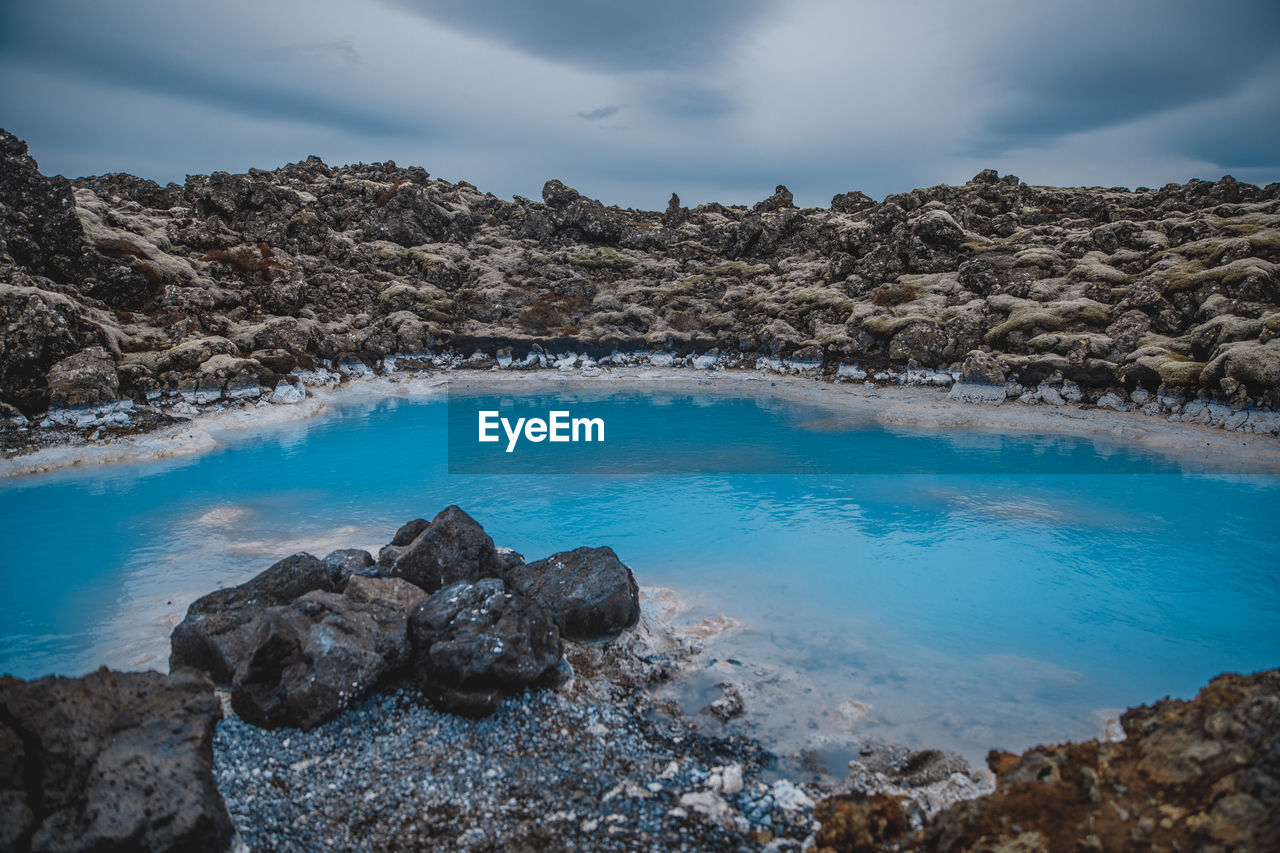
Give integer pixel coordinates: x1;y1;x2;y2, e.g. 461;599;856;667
969;0;1280;159
0;5;423;138
0;0;1276;207
387;0;772;72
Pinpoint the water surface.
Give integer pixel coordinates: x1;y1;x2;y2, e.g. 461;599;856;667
2;388;1277;763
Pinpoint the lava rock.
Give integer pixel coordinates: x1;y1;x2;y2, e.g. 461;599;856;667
504;546;640;639
45;345;120;409
322;547;376;584
388;506;502;593
960;350;1007;385
0;667;232;853
0;129;84;283
408;578;563;717
231;576;428;730
170;552;335;683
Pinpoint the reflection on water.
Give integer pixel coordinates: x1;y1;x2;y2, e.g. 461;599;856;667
1;391;1278;764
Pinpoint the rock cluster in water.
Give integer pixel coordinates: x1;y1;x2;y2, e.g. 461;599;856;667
2;128;1279;441
170;505;640;726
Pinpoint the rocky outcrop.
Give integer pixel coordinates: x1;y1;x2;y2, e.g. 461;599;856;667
408;578;564;717
169;552;335;683
505;545;641;639
2;128;1278;431
813;667;1280;851
231;576;428;729
0;667;232;853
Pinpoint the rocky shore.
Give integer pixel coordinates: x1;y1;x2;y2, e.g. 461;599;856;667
3;128;1280;458
3;506;1276;851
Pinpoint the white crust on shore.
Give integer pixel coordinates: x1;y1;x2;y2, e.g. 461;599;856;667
3;367;1279;477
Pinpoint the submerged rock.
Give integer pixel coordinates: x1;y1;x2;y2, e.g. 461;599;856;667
505;545;641;639
408;578;563;716
231;576;428;729
170;551;334;683
0;667;232;853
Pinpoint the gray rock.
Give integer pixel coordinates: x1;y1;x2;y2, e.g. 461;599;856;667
170;552;334;683
408;579;562;717
231;576;428;730
45;346;119;409
322;547;376;583
0;667;232;853
388;506;502;593
960;350;1007;385
505;546;640;639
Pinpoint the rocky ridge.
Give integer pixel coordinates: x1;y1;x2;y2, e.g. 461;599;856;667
3;129;1280;448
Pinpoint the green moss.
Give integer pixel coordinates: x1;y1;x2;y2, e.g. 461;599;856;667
569;249;634;271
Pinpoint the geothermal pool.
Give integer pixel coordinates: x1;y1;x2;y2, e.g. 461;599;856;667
2;385;1278;763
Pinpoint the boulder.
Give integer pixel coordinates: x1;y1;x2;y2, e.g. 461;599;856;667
408;578;562;717
504;546;640;639
231;576;428;730
0;667;232;853
959;350;1006;385
322;548;376;584
387;506;502;593
170;552;334;683
45;346;119;409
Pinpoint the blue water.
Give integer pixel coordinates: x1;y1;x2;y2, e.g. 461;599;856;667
2;388;1278;762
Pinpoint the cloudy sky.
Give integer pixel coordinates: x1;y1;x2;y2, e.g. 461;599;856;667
1;0;1277;208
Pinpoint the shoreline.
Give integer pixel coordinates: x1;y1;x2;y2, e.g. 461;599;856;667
4;364;1280;479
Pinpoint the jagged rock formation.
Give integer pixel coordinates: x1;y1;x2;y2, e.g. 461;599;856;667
813;668;1280;851
1;127;1279;427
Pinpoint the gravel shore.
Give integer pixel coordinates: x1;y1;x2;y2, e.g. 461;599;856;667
213;684;816;852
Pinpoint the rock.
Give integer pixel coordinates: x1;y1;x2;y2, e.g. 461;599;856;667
959;350;1006;385
0;281;105;415
388;506;503;593
0;129;84;283
322;548;376;583
663;192;686;227
170;552;335;683
230;576;428;729
0;667;232;853
408;578;563;716
889;321;946;364
814;668;1280;851
708;683;745;721
831;190;876;214
504;546;641;639
45;346;119;409
754;185;796;213
813;792;910;852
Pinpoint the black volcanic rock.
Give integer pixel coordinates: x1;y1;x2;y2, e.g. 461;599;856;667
387;505;503;593
505;546;640;639
0;667;232;853
0;129;83;283
170;552;335;683
231;576;428;730
408;578;563;716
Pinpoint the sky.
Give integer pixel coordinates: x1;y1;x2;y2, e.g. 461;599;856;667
1;0;1277;209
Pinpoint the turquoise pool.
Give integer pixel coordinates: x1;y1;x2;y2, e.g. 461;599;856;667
2;386;1278;762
